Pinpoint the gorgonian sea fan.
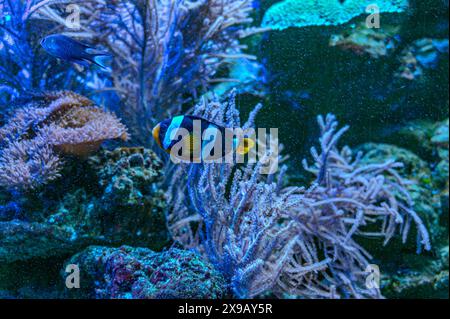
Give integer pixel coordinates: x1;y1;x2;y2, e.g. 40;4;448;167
35;0;263;143
167;93;430;299
0;91;129;190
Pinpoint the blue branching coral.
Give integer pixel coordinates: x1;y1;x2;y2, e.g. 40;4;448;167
167;93;430;298
262;0;409;31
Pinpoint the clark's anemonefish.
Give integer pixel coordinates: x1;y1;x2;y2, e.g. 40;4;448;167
152;115;255;162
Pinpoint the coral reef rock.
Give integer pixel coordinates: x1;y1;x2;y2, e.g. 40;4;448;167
396;38;449;81
329;23;400;58
358;143;441;238
0;220;83;263
0;147;168;263
382;245;449;298
44;0;261;143
431;119;449;207
64;246;226;299
86;147;169;247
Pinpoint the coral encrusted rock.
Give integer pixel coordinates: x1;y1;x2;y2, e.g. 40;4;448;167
0;147;169;263
63;246;226;299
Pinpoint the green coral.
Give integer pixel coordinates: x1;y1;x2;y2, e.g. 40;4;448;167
262;0;409;30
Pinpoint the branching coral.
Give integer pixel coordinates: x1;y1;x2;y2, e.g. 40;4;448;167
0;91;128;190
261;0;409;31
167;93;430;299
35;0;263;143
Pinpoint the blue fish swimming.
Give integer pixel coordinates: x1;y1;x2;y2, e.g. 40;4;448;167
41;34;111;69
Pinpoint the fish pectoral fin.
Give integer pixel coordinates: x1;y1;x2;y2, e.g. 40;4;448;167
236;138;255;155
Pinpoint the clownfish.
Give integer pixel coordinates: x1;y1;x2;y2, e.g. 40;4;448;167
152;115;255;162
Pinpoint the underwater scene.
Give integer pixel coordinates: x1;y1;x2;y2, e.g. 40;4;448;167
0;0;448;300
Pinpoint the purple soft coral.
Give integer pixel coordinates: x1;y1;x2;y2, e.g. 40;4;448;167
167;93;430;299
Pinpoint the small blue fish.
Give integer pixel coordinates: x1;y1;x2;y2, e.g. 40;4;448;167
41;34;111;69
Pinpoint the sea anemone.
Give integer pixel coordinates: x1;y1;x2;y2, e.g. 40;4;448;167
0;91;129;190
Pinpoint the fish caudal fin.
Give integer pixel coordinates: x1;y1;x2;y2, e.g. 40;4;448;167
84;47;112;70
236;138;255;155
91;54;112;70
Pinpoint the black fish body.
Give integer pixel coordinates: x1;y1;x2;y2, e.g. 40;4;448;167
41;34;111;69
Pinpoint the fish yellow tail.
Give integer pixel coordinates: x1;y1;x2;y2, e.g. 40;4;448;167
236;138;255;155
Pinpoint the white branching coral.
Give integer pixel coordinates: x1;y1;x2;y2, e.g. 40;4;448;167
167;93;430;299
